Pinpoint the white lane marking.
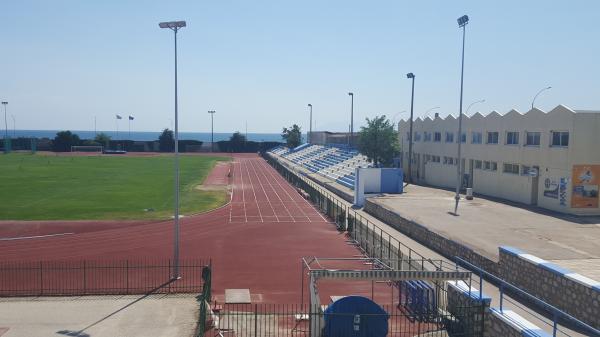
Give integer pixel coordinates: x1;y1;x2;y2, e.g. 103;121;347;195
0;232;75;241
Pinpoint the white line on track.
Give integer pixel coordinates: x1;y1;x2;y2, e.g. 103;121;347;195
0;232;75;241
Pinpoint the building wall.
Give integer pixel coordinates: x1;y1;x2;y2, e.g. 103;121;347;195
398;105;600;215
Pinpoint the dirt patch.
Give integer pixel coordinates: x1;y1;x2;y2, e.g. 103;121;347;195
196;161;232;193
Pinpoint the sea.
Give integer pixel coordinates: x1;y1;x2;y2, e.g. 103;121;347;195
8;130;285;142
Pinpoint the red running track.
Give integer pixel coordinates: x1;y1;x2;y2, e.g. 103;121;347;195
0;154;382;303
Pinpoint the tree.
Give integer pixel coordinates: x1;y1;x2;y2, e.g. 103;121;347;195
52;131;81;152
229;131;247;152
282;124;302;148
357;115;400;167
94;132;111;148
158;128;175;152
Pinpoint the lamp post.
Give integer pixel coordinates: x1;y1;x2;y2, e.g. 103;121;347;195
466;99;485;116
392;110;407;131
454;14;469;215
307;104;312;144
159;19;186;280
2;101;8;139
348;92;354;146
208;110;216;152
531;87;552;110
406;73;415;184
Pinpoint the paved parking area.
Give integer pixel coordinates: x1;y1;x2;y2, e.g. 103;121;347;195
371;184;600;280
0;294;199;337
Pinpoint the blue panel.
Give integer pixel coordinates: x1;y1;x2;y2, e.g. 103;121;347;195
499;246;525;256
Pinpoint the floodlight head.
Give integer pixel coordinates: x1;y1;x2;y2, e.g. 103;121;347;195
546;86;552;89
208;110;215;114
348;92;353;96
159;21;187;29
457;15;469;27
307;104;312;107
406;73;415;79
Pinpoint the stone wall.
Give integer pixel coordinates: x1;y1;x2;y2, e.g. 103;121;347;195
499;246;600;330
484;309;547;337
446;281;490;336
363;199;499;276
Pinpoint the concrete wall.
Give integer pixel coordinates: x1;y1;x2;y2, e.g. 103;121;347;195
499;246;600;329
398;105;600;215
363;199;499;275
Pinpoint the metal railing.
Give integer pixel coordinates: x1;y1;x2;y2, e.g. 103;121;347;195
0;259;210;296
203;303;479;337
455;257;600;337
265;154;443;273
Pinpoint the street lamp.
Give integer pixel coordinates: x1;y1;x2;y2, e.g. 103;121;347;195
392;110;407;131
454;14;469;215
424;106;441;119
466;99;485;116
159;19;186;280
406;73;415;183
307;104;312;144
208;110;216;152
531;86;552;110
2;101;7;139
348;92;354;146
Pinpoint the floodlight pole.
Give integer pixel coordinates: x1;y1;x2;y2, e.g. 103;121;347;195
208;110;216;152
348;92;354;146
307;104;312;144
406;73;415;184
454;15;469;215
531;86;552;110
160;20;186;280
2;102;8;139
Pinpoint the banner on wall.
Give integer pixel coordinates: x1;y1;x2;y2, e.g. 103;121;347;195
543;177;559;199
571;165;600;208
559;178;568;206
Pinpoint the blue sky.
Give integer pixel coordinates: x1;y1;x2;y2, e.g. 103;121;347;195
1;1;599;133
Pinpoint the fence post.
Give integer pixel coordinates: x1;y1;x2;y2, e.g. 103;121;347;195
254;303;258;337
126;260;129;295
39;261;43;296
83;261;86;295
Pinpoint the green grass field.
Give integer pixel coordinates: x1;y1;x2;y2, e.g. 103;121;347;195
0;153;230;221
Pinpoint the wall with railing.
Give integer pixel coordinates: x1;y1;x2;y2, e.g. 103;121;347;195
499;246;600;330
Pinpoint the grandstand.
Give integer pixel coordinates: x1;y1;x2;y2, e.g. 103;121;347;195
269;144;371;189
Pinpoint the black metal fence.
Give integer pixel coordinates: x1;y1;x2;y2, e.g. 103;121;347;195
0;259;210;296
265;155;444;273
201;303;480;337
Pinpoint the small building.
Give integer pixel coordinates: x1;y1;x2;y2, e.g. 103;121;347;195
309;131;359;146
397;105;600;215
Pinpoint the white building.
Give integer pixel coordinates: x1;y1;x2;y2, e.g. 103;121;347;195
398;105;600;215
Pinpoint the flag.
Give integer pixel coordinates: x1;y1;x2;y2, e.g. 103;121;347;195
116;115;122;120
128;116;134;120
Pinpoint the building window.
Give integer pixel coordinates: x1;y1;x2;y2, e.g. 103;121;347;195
444;156;455;165
526;132;541;146
424;132;431;142
491;162;498;171
434;132;442;142
551;131;569;147
431;155;440;163
460;132;466;143
503;163;520;175
472;132;482;144
521;165;532;176
506;131;519;145
406;132;410;141
475;160;482;169
483;161;491;170
445;132;454;143
487;132;499;144
414;132;421;142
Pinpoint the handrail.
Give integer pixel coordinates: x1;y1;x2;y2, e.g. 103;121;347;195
455;256;600;337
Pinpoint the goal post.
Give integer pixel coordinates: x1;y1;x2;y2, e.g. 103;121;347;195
71;145;104;153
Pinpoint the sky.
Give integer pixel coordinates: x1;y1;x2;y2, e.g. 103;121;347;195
1;1;599;134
